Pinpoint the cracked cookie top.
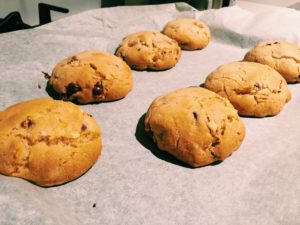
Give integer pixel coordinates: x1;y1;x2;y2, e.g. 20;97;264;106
144;87;245;167
0;98;102;186
162;18;211;50
49;51;133;104
115;31;181;71
205;61;291;117
244;40;300;83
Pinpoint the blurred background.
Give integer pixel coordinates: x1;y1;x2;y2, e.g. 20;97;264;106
0;0;300;33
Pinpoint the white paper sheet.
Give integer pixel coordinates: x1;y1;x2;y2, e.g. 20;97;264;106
0;3;299;225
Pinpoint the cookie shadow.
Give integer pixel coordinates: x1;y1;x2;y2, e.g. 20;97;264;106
135;114;191;168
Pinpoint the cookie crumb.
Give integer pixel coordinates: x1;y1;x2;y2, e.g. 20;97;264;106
42;71;51;80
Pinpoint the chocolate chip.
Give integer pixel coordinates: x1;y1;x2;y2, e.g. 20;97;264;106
21;119;33;129
266;43;272;46
254;83;260;88
90;63;97;70
92;81;104;96
87;114;93;117
93;203;96;208
66;83;82;96
81;124;87;131
67;56;78;64
42;71;51;80
274;41;279;44
121;55;126;61
210;150;219;159
152;56;158;62
193;112;198;121
128;40;138;47
38;84;41;89
211;139;220;147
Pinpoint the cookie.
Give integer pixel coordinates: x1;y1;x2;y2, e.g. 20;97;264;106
49;51;133;104
162;18;211;50
0;98;102;186
244;40;300;83
204;61;291;117
115;31;181;70
144;87;245;167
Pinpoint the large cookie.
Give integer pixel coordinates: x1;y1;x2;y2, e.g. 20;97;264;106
205;61;291;117
49;51;133;104
0;98;102;186
244;40;300;83
115;31;181;70
144;87;245;167
162;18;211;50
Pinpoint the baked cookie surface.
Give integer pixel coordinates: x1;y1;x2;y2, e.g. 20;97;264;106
144;87;245;167
49;51;133;104
244;40;300;83
162;18;211;50
115;31;181;70
0;98;102;186
205;61;291;117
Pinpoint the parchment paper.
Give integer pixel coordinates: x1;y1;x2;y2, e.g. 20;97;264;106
0;2;299;225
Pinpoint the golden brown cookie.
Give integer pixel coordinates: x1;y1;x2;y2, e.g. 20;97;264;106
49;51;133;104
144;87;245;167
162;18;211;50
244;40;300;83
205;61;291;117
115;31;181;70
0;98;102;186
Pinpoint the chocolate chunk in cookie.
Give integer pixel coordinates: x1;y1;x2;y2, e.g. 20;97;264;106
49;51;133;104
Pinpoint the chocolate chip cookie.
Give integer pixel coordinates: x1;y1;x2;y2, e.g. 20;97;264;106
0;98;102;186
205;61;291;117
115;31;181;70
244;40;300;83
49;51;133;104
144;87;245;167
162;18;211;50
